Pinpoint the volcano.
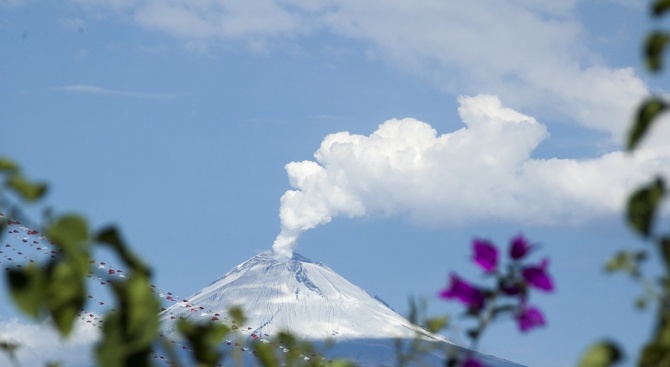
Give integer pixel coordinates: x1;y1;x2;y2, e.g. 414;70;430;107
160;251;443;341
160;251;524;367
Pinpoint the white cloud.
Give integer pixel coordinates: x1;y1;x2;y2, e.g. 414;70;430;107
65;0;649;142
600;0;645;9
0;318;99;367
69;0;137;11
56;84;112;94
0;0;27;9
133;0;307;41
54;1;662;249
509;0;578;15
54;84;174;99
58;17;86;31
320;0;648;141
273;95;669;255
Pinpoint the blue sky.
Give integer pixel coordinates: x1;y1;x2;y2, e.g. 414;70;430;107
1;1;668;366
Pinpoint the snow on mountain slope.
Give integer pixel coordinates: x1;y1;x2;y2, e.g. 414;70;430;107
160;251;448;342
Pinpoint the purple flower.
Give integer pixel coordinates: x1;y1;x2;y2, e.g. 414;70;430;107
462;357;485;367
509;234;531;260
473;239;498;272
522;259;554;292
439;273;486;311
515;305;546;332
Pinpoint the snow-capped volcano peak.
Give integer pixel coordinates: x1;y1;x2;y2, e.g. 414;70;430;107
161;251;447;342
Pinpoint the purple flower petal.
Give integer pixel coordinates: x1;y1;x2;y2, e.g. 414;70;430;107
522;259;554;292
509;234;531;260
516;305;546;332
462;357;485;367
473;239;498;272
439;273;486;311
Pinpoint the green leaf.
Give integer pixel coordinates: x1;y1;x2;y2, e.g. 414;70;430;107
96;227;150;276
96;312;132;367
6;173;48;202
645;31;670;72
97;274;160;367
640;309;670;366
228;306;246;325
628;98;668;150
329;360;357;367
634;250;648;262
653;0;670;17
604;251;646;276
253;342;279;367
6;264;45;318
0;157;18;172
46;215;89;254
177;319;230;367
605;251;630;273
425;316;448;334
7;258;88;336
635;296;648;310
276;331;302;366
578;341;622;367
96;259;159;367
627;178;665;238
45;260;87;336
660;238;670;270
118;274;160;346
640;342;670;366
